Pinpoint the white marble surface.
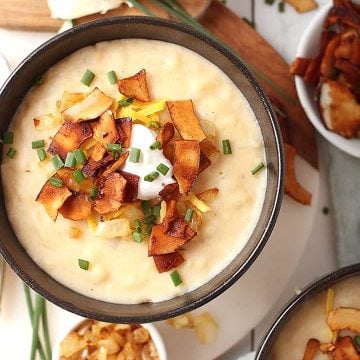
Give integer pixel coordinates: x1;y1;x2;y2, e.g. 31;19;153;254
0;1;338;359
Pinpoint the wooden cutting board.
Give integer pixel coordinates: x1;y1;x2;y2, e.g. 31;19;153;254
0;0;318;168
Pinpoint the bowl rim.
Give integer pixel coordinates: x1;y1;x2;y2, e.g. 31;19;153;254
295;3;360;158
255;263;360;359
0;16;284;322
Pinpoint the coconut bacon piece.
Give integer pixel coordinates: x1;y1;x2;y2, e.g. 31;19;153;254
153;252;185;273
173;140;200;195
302;339;320;360
83;154;114;177
36;175;72;221
59;193;91;221
159;183;180;201
118;69;151;102
94;172;127;214
92;110;119;145
166;100;206;142
116;118;132;148
332;336;360;360
47;121;93;159
118;171;139;203
62;88;113;123
100;151;129;178
156;122;175;147
327;307;360;333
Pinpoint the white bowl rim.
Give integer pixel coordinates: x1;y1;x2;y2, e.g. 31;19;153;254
51;318;167;360
295;2;360;157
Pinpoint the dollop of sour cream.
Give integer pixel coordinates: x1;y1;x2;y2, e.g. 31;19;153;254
122;124;174;200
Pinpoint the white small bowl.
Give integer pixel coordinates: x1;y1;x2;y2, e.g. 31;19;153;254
51;318;167;360
295;3;360;157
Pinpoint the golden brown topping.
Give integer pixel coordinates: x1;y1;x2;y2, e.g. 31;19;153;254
118;171;139;203
62;88;113;123
284;143;312;205
200;138;220;164
47;122;93;160
198;151;211;174
302;339;320;360
162;139;175;164
285;0;318;13
94;173;127;214
100;151;129;178
59;193;92;221
173;140;200;195
33;113;63;131
57;168;94;193
153;252;185;273
36;175;72;221
327;307;360;333
82;155;115;178
58;91;88;112
332;336;360;360
197;188;219;203
118;69;151;102
156;122;175;147
92;110;119;145
89;142;106;162
159;183;180;201
116;117;132;148
290;57;312;77
320;35;340;79
166;100;206;142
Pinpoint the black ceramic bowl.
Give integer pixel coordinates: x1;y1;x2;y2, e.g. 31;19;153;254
0;17;283;323
256;264;360;359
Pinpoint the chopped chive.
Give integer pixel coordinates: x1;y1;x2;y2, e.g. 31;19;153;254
37;148;47;162
355;336;360;346
134;219;142;233
278;1;285;12
78;259;89;270
65;152;76;168
74;149;87;164
150;121;162;129
170;270;182;287
222;139;232;155
3;131;14;144
143;214;156;225
107;70;118;85
49;177;63;188
81;69;95;87
157;163;169;176
144;171;159;182
141;200;152;216
72;169;86;183
132;231;144;243
106;143;122;153
6;147;16;159
251;162;265;175
153;205;161;217
150;141;161;150
129;147;141;163
51;154;64;170
118;97;134;107
89;186;99;201
113;151;120;160
34;74;44;86
31;139;45;149
265;0;276;5
144;223;154;235
185;208;194;222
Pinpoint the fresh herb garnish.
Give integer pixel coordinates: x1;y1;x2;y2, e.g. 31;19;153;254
78;259;90;270
185;208;194;222
157;163;169;176
222;139;232;155
3;131;14;144
64;152;76;168
129;147;141;163
150;141;161;150
170;270;182;287
141;200;152;216
31;140;45;149
144;171;159;182
72;169;86;184
89;186;99;201
251;162;265;175
6;147;16;159
74;149;87;164
51;154;64;170
81;69;95;87
37;148;47;162
118;97;134;107
107;70;118;85
49;177;63;188
132;231;144;243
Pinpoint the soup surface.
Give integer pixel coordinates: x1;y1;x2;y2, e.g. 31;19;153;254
1;39;266;303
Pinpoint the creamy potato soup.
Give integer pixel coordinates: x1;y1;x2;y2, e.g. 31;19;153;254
270;276;360;360
1;39;266;304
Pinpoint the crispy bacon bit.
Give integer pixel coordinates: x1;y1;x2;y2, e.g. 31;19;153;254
59;193;91;221
162;200;179;230
116;118;132;148
92;110;119;145
159;183;180;201
327;307;360;333
94;173;127;214
57;168;94;193
90;142;106;162
82;155;114;177
36;175;72;221
198;151;211;174
119;171;139;203
290;57;311;76
321;35;341;79
162;139;175;164
173;140;200;195
58;91;87;112
167;218;196;239
47;122;93;159
62;88;113;123
326;6;360;33
302;339;320;360
167;100;206;142
153;252;185;273
284;143;312;205
332;336;360;360
200;139;220;164
156;122;175;147
100;152;129;178
118;69;151;102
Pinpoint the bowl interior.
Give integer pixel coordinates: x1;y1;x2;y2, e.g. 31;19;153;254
295;3;360;157
255;264;360;359
0;17;283;322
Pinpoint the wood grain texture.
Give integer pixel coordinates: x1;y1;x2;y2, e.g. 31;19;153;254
201;1;318;168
